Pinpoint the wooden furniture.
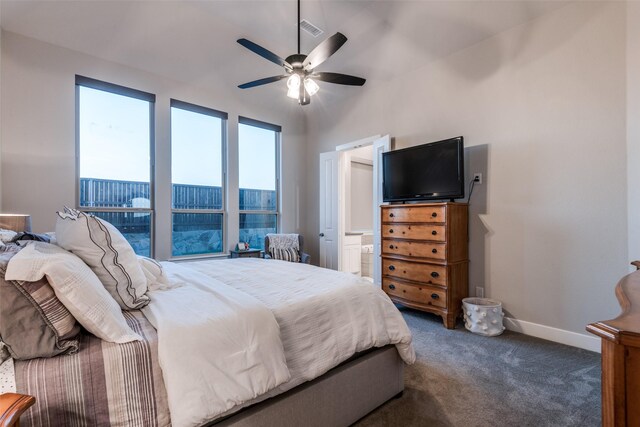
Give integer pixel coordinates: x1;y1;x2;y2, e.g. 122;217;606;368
0;393;35;427
230;249;263;259
587;262;640;427
381;202;468;329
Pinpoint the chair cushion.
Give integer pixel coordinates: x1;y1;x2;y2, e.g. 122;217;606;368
269;247;300;263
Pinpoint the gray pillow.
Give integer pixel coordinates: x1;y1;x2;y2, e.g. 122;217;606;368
0;244;80;360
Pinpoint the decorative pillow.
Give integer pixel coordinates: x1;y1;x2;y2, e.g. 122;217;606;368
269;247;300;263
0;229;16;244
137;255;170;290
55;207;150;310
5;241;141;344
0;244;80;360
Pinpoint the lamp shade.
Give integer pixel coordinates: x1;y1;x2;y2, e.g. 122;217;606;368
0;214;32;232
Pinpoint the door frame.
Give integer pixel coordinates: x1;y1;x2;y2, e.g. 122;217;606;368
335;135;382;153
320;134;390;285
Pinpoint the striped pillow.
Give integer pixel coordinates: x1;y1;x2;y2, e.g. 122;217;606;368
0;244;80;360
269;247;300;263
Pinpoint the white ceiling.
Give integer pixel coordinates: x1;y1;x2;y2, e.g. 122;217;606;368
0;0;568;107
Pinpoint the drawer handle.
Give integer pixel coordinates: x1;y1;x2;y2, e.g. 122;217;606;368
389;284;396;290
431;293;439;300
388;265;395;271
432;248;437;254
431;212;438;218
431;272;439;278
432;230;437;235
389;244;394;249
389;213;395;218
389;229;394;233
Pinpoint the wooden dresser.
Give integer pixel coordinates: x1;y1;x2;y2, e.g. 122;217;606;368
381;202;468;329
587;262;640;427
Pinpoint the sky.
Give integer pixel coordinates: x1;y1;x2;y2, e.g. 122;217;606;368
79;86;276;191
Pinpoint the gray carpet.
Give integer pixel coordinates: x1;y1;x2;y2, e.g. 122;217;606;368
356;307;601;427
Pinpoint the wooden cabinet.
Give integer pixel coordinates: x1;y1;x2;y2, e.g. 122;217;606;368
381;202;468;329
587;263;640;427
342;234;362;275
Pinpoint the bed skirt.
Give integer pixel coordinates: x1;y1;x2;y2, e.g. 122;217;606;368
211;345;404;427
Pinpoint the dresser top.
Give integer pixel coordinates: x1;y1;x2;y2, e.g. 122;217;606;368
382;202;468;207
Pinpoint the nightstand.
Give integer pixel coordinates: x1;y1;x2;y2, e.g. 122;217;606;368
230;249;263;259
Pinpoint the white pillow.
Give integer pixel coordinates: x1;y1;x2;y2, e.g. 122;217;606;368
5;242;141;343
0;229;16;244
137;255;170;290
55;207;150;310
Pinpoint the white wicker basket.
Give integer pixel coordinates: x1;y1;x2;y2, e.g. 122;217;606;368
462;297;505;336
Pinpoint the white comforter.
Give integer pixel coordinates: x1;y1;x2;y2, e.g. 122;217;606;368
141;262;290;427
145;258;415;427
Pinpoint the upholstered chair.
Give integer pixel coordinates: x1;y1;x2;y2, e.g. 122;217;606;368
264;234;311;264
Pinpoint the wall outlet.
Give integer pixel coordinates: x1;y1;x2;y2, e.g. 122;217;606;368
473;173;483;184
475;286;484;298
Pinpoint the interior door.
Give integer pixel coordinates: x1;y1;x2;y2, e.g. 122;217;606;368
372;135;391;286
319;151;342;270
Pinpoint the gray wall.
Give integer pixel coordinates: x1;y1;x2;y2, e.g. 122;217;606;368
0;31;307;260
628;2;640;269
305;1;628;335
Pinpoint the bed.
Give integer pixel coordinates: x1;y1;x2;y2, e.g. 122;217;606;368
0;244;415;427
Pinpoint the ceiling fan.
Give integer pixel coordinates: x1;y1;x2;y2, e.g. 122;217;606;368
237;0;366;105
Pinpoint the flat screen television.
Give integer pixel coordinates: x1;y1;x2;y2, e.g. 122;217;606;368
382;136;464;202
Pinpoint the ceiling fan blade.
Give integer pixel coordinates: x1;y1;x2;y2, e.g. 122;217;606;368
312;72;366;86
237;38;292;70
238;75;288;89
302;32;348;70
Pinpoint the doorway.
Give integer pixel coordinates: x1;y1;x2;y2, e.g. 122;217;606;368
318;135;391;286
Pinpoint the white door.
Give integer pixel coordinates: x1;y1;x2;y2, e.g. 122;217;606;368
319;151;342;270
372;135;391;286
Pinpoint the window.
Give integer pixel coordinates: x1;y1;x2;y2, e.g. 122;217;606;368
171;100;227;257
238;117;280;250
76;76;155;257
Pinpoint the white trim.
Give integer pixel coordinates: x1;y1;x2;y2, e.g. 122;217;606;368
335;135;381;152
503;317;601;353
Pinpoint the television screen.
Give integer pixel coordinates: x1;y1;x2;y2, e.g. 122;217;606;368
383;137;464;202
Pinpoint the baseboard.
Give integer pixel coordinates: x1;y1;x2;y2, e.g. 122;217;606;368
503;317;601;353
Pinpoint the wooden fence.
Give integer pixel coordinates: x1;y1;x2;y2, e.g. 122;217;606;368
80;178;277;232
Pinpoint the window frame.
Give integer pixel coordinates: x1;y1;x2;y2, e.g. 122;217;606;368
75;75;156;257
170;99;228;259
238;116;281;248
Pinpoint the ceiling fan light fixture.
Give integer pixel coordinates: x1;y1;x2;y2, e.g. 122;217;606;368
287;74;301;98
236;0;365;106
304;78;319;97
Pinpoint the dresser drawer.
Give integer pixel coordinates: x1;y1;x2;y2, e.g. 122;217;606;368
382;224;446;241
382;258;447;286
383;206;446;224
383;239;446;260
383;278;446;309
